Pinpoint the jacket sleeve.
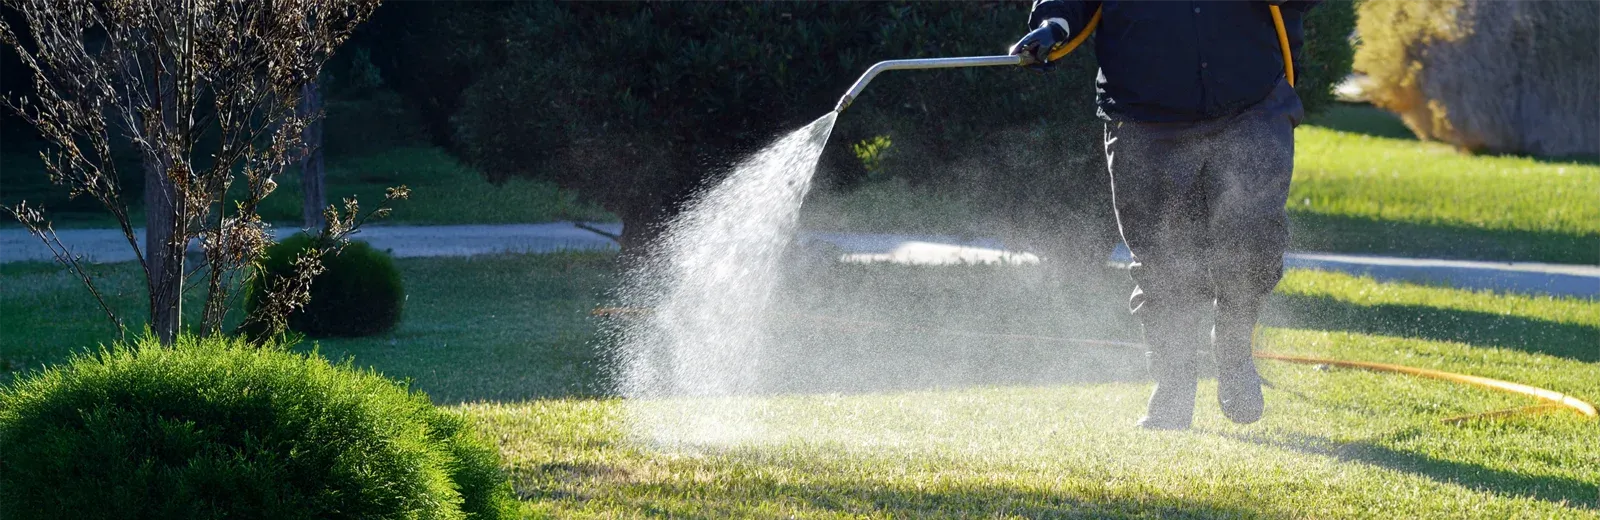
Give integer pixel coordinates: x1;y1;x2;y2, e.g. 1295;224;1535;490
1026;0;1103;40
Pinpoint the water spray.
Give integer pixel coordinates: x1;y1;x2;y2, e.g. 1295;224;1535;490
618;5;1338;447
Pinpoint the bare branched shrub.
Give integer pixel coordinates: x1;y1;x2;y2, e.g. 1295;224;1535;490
1;0;381;343
241;185;408;339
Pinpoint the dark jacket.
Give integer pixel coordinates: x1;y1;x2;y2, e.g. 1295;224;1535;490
1028;0;1319;122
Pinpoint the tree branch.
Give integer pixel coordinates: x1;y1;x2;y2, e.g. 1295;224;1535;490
4;203;123;336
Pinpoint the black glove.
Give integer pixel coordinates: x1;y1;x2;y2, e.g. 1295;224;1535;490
1009;23;1068;71
1263;0;1288;5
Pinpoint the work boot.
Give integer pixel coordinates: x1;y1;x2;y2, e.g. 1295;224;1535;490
1214;311;1265;424
1137;323;1200;430
1216;357;1263;424
1137;349;1198;430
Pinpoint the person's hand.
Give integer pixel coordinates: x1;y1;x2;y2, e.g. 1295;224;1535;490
1009;23;1067;72
1262;0;1288;5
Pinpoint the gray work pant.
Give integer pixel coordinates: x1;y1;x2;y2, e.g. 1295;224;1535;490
1104;80;1303;372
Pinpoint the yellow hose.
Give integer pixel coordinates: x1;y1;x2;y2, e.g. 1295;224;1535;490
1044;6;1294;88
1253;352;1599;419
1269;5;1294;87
1045;7;1103;63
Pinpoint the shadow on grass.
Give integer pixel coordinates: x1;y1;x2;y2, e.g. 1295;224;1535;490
1219;429;1599;512
519;461;1286;519
1262;294;1600;363
784;481;1283;520
1304;104;1417;141
1288;211;1600;265
1303;104;1600;166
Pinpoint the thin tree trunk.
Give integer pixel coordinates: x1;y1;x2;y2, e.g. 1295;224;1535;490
300;79;326;230
144;153;182;344
145;69;183;345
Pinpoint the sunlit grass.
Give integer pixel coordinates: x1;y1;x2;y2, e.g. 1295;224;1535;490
461;376;1594;518
1290;125;1599;233
1288;104;1598;264
1277;269;1600;329
447;266;1599;518
4;252;1597;516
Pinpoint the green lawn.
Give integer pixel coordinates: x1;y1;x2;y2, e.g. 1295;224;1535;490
2;253;1596;517
0;146;614;229
0;253;613;400
1291;106;1599;264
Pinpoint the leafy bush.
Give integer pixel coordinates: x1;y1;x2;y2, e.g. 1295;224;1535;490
1299;0;1357;118
0;335;515;519
424;410;520;520
1355;0;1598;156
248;233;404;337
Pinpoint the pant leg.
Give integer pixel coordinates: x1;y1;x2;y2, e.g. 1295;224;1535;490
1105;119;1215;414
1106;120;1215;334
1202;79;1301;364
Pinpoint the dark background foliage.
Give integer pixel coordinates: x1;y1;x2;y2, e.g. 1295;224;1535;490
1299;1;1356;118
440;0;1352;265
4;1;1356;267
442;1;1111;257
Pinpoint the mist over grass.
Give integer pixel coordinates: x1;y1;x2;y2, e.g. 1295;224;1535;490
803;105;1598;264
3;250;1597;516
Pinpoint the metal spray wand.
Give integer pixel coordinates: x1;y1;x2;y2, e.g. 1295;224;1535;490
832;5;1294;113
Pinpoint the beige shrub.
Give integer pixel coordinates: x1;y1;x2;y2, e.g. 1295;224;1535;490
1356;0;1598;157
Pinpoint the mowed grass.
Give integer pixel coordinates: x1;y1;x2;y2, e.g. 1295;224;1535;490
465;265;1599;518
2;253;1597;517
0;146;614;229
1291;106;1600;264
255;147;613;226
0;253;614;400
8;103;1592;264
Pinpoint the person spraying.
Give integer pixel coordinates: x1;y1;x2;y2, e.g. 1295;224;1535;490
1009;0;1319;430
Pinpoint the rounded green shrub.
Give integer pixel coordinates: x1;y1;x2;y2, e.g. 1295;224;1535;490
248;233;404;337
0;335;516;520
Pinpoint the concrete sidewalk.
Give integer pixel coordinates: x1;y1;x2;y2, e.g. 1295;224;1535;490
4;222;1595;298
